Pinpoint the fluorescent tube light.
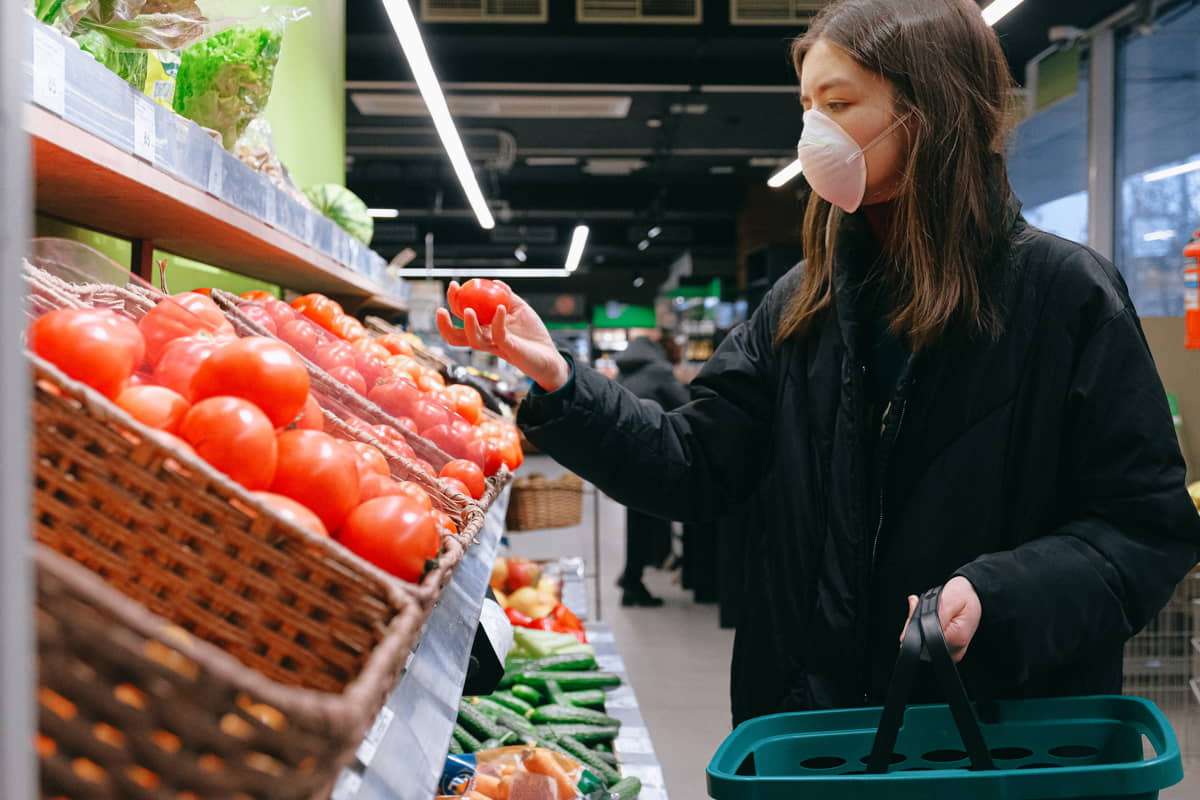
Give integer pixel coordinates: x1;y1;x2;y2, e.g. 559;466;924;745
368;208;400;219
565;225;589;273
767;157;804;188
647;226;662;239
1143;160;1200;183
1143;230;1177;242
396;268;569;278
379;0;495;230
981;0;1024;26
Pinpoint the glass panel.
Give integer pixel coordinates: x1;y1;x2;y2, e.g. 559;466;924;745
1116;3;1200;317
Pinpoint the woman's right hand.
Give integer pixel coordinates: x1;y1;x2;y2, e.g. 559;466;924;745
436;281;571;392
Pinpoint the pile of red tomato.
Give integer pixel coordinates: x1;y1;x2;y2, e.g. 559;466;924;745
26;288;515;585
236;290;524;487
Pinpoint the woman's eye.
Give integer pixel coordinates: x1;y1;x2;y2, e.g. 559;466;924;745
825;101;848;112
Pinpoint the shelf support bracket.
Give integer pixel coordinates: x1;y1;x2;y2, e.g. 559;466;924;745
131;238;156;286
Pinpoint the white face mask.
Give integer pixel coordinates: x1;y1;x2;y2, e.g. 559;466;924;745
797;108;910;214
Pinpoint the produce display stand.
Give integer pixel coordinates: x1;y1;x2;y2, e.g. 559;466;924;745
334;488;511;800
19;17;406;311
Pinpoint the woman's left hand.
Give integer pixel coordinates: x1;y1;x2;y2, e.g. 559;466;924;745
899;576;981;663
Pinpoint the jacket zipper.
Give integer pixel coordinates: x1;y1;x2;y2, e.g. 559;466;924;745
870;396;908;569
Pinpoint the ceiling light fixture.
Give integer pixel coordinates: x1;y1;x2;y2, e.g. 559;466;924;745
1143;230;1177;242
514;245;528;263
710;165;734;175
767;157;804;188
633;275;645;288
647;226;662;239
646;116;664;129
637;239;650;252
1143;159;1200;183
368;208;401;219
980;0;1024;26
565;225;590;273
379;0;495;230
396;268;569;278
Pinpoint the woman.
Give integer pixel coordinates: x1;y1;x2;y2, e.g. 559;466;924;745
439;0;1200;725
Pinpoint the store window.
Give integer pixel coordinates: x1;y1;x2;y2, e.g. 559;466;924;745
1008;53;1089;245
1116;3;1200;316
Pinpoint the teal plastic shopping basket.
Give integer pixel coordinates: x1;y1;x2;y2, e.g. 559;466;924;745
707;587;1184;800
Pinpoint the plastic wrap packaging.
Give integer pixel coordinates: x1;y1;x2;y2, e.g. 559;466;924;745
234;118;314;209
304;184;374;245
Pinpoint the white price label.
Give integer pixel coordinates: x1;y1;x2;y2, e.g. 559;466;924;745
33;28;66;116
133;98;156;162
354;705;394;765
304;211;316;243
263;186;277;225
206;151;223;196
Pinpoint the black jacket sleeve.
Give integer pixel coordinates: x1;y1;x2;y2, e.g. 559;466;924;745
650;364;691;412
518;281;786;523
956;306;1200;684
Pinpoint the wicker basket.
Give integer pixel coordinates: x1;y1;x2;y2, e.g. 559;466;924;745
506;473;585;531
35;545;416;799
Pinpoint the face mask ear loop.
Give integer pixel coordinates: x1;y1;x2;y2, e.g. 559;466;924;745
844;111;912;165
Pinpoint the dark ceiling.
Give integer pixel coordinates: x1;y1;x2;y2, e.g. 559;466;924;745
345;0;1133;301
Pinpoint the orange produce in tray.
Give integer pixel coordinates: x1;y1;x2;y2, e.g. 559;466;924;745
151;334;221;401
30;308;145;400
376;333;413;357
337;495;439;583
179;396;278;490
138;292;234;366
190;337;310;428
116;385;190;434
271;430;360;532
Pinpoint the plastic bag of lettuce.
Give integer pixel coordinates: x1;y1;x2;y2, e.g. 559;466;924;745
173;8;309;149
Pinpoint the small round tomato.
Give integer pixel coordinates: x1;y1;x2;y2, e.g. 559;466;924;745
150;334;220;401
313;340;356;373
271;430;360;532
353;339;391;361
423;424;466;460
251;491;328;537
385;355;423;383
278;319;321;360
396;480;433;512
333;315;367;341
263;298;298;330
465;436;505;477
417;373;445;394
240;290;275;303
495;434;524;470
349;441;390;478
138;293;233;365
116;385;190;433
354;352;388;390
147;430;196;460
369;423;408;450
433;509;458;537
191;337;310;428
359;472;404;502
376;334;414;356
30;308;144;399
297;394;324;431
337;495;438;583
439;459;485;500
440;476;471;498
368;378;421;419
394;416;419;436
180;396;277;490
237;303;278;336
329;365;367;395
413;459;438;480
457;279;514;325
444;384;484;425
411;398;451;434
292;294;343;332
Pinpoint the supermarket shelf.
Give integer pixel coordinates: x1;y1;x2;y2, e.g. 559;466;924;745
333;487;510;800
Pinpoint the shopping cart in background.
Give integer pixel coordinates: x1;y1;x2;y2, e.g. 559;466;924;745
707;586;1185;800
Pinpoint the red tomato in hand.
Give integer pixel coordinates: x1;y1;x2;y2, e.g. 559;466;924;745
440;476;471;498
251;491;328;537
444;384;484;425
457;279;514;325
237;303;278;336
297;394;324;431
368;377;421;419
349;441;390;478
411;398;452;434
30;308;144;399
313;340;356;373
439;459;485;500
359;472;404;502
116;385;190;433
465;436;506;477
150;335;219;401
337;495;438;583
376;334;413;356
271;430;360;532
180;396;277;489
190;337;310;427
278;319;321;360
329;365;367;396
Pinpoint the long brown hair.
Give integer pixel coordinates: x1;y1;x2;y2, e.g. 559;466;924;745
778;0;1017;350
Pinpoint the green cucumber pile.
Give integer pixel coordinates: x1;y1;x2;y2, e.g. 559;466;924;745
457;652;635;792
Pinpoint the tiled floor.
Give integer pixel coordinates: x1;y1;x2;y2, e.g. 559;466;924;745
507;457;1200;798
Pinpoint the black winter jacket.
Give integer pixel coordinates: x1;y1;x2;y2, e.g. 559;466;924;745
519;212;1200;725
614;337;690;411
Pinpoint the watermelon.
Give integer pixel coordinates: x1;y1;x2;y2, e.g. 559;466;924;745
303;184;374;246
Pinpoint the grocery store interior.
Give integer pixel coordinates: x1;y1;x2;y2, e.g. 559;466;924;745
5;0;1200;798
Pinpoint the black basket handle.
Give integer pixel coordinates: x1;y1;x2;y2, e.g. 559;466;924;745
865;585;994;774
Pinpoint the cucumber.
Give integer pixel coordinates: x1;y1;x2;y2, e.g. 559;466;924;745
539;724;620;745
609;776;642;799
453;724;482;753
517;670;621;691
545;679;570;707
478;730;518;750
520;653;598;672
490;690;535;716
593;748;618;767
563;689;607;709
457;700;506;742
531;704;621;727
510;684;543;706
593;741;612;753
447;735;464;755
473;699;538;740
557;734;622;787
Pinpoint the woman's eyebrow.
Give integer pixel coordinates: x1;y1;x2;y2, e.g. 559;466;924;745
800;76;854;102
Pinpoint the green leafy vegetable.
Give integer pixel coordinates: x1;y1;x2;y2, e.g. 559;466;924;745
173;25;282;148
303;184;375;246
75;28;149;89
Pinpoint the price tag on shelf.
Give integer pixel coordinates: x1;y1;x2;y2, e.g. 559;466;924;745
133;98;156;162
206;151;223;196
263;185;277;227
597;654;626;673
354;706;394;766
615;726;655;756
33;28;66;116
303;211;316;244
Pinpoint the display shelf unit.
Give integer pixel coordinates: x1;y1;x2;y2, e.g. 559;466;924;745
333;488;510;800
21;17;406;310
